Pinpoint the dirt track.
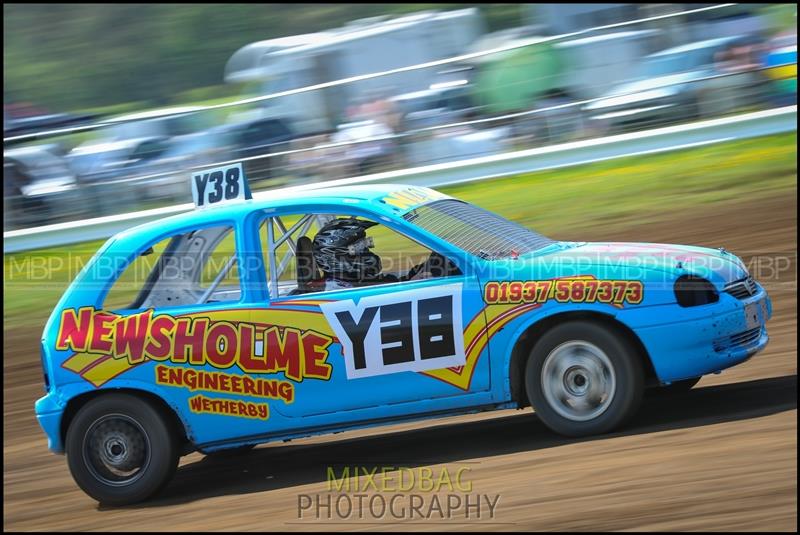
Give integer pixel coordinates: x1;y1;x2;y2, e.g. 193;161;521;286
3;193;797;531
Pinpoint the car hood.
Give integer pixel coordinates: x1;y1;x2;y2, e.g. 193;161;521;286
516;241;748;287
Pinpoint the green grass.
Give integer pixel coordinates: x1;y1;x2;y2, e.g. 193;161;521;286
3;132;796;331
440;132;797;238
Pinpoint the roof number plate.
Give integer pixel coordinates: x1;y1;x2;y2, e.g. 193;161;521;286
192;162;252;208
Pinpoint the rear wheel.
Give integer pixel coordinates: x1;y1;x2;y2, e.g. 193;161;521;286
525;321;644;437
65;393;179;505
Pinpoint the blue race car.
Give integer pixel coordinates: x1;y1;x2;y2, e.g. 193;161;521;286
35;164;772;504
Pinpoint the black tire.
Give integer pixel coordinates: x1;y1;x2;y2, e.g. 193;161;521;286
525;321;644;437
650;376;702;396
65;393;179;506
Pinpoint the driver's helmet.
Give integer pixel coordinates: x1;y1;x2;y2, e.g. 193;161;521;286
312;217;382;282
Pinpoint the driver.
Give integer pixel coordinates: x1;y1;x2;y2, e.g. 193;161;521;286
312;218;384;291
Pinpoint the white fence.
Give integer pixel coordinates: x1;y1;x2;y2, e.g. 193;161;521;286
3;105;796;253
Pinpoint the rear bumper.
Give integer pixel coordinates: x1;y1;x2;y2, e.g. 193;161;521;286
624;286;772;384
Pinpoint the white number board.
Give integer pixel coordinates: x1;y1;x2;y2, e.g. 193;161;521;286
320;283;465;380
191;162;252;208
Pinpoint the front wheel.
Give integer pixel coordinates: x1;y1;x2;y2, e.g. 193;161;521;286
65;393;179;506
525;321;644;437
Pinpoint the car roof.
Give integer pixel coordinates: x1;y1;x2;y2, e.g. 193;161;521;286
4;144;62;159
4;147;65;167
110;184;451;244
69;137;165;156
647;35;743;58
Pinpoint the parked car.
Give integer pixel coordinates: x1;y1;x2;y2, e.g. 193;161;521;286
103;106;210;141
66;137;172;214
134;130;238;204
209;117;295;183
62;107;221;209
583;35;767;132
3;145;81;229
391;81;478;131
402;124;509;166
3;101;100;139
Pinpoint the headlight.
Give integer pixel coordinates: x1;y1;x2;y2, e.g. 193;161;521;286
674;275;719;307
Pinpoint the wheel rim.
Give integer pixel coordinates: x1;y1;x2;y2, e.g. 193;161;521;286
82;414;151;487
541;341;616;422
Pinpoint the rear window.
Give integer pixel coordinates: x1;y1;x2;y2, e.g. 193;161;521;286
403;200;554;259
103;225;240;311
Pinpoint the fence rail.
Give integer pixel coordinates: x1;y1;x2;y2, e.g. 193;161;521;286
4;105;796;253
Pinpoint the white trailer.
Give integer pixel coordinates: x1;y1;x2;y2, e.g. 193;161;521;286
224;9;485;135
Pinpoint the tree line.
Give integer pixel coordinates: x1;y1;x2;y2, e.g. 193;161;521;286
3;3;523;113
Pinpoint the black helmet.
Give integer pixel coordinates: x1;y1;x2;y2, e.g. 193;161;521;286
312;218;382;281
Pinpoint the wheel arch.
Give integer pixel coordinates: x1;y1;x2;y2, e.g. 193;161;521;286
506;310;658;408
60;387;193;454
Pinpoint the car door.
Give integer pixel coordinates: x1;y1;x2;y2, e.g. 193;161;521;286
252;210;492;420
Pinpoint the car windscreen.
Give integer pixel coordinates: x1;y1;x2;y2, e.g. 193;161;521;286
403;199;555;259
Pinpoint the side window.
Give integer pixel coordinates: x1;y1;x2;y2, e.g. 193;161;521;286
129;140;168;166
259;212;461;299
261;119;291;140
103;234;172;311
103;225;240;311
367;221;436;276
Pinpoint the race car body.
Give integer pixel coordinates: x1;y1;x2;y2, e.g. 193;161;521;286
35;170;772;504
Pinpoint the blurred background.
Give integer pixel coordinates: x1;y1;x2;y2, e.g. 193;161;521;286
3;3;796;231
3;6;797;530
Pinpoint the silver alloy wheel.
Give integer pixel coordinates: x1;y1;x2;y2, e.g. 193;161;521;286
82;414;151;487
541;340;617;422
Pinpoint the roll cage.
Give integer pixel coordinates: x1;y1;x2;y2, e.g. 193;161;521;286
114;199;495;311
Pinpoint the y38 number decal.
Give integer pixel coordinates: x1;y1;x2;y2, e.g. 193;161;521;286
484;278;644;306
320;283;465;380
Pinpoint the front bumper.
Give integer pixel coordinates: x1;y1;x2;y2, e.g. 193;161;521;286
623;285;772;384
35;392;65;454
